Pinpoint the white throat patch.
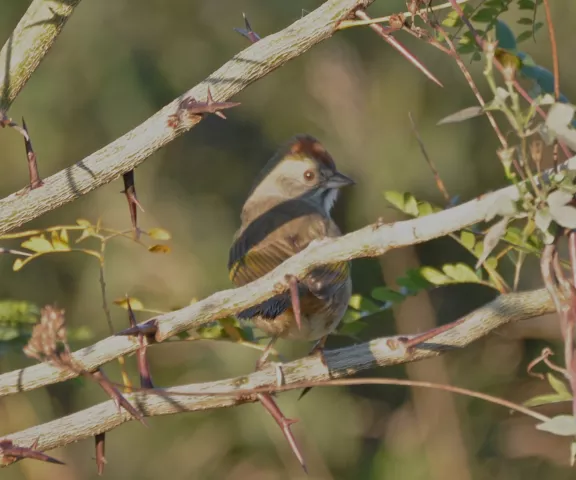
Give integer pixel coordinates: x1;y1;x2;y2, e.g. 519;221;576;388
323;188;339;214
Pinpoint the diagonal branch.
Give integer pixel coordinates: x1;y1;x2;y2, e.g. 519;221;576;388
0;0;83;111
0;288;554;465
0;0;374;237
0;154;574;398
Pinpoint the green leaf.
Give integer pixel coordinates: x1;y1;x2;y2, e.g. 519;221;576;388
460;231;476;250
384;191;418;216
442;263;481;283
516;30;534;43
337;321;367;338
517;0;536;9
533;21;544;33
437;106;484;125
472;7;499;23
342;309;363;323
517;17;533;25
536;415;576;436
397;269;433;292
349;294;380;313
148;228;172;241
0;301;39;324
442;10;462;28
371;287;406;304
547;372;570;395
523;392;572;408
419;267;452;285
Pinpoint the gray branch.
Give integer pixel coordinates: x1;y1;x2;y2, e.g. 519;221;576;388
0;153;574;399
0;0;373;236
0;0;83;110
0;288;554;465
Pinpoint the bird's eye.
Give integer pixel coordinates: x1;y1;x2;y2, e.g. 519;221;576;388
303;170;315;181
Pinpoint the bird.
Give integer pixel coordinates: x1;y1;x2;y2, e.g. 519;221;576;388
228;134;354;368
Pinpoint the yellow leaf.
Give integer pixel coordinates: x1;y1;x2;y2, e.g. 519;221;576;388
148;244;171;254
0;229;42;240
12;255;40;271
60;229;69;244
113;297;144;311
51;230;70;251
148;228;172;241
21;235;54;253
76;218;92;227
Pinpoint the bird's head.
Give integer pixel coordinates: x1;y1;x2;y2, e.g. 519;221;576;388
246;134;355;215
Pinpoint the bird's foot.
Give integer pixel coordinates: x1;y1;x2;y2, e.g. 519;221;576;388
255;358;285;387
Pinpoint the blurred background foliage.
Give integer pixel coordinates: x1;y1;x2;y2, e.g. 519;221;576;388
1;0;576;478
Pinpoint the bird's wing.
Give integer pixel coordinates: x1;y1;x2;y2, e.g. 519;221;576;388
228;203;348;320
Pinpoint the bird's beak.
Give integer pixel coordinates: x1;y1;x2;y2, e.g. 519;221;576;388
325;171;355;189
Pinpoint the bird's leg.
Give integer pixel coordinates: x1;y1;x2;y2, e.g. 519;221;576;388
298;335;329;401
255;335;285;387
310;335;328;359
255;335;279;370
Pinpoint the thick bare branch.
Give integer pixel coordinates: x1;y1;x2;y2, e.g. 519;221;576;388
0;0;373;236
0;288;554;465
0;153;574;399
0;0;83;111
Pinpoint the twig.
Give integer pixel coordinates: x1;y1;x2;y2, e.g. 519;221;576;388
541;0;560;101
541;0;560;169
408;111;450;202
433;24;509;153
338;0;469;29
355;10;443;88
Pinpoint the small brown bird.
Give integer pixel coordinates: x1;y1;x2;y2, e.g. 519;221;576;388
228;134;354;364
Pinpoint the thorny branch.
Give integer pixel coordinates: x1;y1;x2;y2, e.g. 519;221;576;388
0;148;576;397
0;0;376;237
0;288;555;465
0;153;574;399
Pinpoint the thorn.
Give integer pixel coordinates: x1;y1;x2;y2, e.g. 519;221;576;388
21;118;43;190
168;89;241;127
91;369;147;427
0;439;65;465
122;170;142;240
286;275;302;331
234;12;261;43
400;318;465;350
95;433;106;476
126;297;154;389
115;319;158;337
257;393;307;473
